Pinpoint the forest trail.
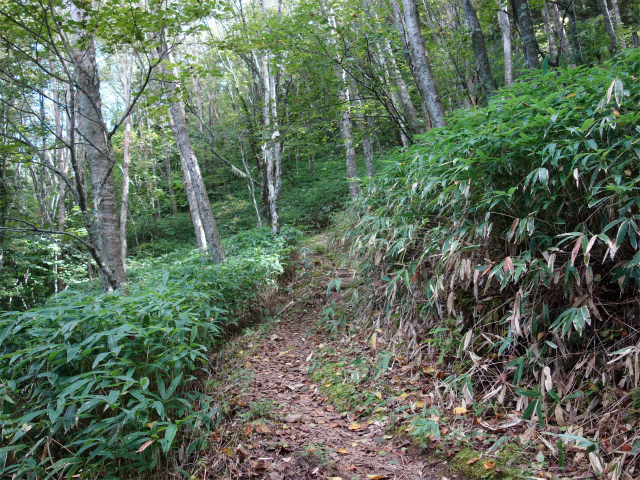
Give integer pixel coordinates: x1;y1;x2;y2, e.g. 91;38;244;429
203;233;464;480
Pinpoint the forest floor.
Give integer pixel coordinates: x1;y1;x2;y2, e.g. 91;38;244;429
200;233;467;480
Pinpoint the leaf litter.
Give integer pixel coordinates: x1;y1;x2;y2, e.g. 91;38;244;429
200;234;462;479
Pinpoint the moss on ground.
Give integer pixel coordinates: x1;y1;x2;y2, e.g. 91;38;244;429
449;444;527;479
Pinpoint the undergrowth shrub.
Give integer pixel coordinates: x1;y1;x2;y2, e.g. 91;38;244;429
0;227;300;478
344;50;640;459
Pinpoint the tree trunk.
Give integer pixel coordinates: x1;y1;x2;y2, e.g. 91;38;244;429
259;0;283;234
541;3;559;61
512;0;541;69
119;56;132;273
597;0;618;56
567;3;583;64
162;135;178;215
462;0;497;101
158;37;224;262
327;11;360;198
71;2;123;290
350;82;374;178
548;2;573;63
609;0;626;49
497;0;514;86
51;70;69;292
398;0;446;127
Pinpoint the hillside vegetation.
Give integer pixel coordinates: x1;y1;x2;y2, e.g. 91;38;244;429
344;50;640;471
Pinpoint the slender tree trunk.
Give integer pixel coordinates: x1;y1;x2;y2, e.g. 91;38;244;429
51;70;69;292
327;11;360;199
548;2;573;63
162;136;178;215
367;0;422;137
397;0;446;127
240;140;262;227
71;2;123;290
567;3;583;64
350;82;374;178
512;0;541;69
542;3;559;60
119;56;132;273
462;0;497;101
157;37;224;262
609;0;625;49
259;0;283;234
597;0;618;56
340;74;359;199
497;0;514;86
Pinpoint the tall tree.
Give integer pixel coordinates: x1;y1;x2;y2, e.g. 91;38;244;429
596;0;618;56
328;10;360;199
512;0;541;69
71;1;124;289
462;0;497;101
260;0;284;233
118;55;132;273
547;2;573;63
497;0;513;86
157;36;225;263
394;0;446;128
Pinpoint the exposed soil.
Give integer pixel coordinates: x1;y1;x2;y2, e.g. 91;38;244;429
202;234;466;479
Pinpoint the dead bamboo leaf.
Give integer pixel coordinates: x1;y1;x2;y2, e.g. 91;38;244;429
467;457;480;465
136;439;154;453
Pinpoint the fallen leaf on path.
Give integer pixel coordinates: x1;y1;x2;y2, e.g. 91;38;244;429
348;422;361;430
416;401;425;408
466;457;479;465
325;382;332;387
484;460;496;470
367;476;387;479
255;423;271;434
244;423;252;436
453;407;467;415
284;414;303;423
337;448;349;454
270;334;279;341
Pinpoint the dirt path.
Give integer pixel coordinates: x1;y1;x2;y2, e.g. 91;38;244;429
204;234;464;480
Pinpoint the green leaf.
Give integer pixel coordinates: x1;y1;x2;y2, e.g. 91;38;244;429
162;424;177;453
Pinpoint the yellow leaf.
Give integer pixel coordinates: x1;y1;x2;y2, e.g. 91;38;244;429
348;422;361;431
325;382;332;388
337;448;349;454
375;391;382;399
484;460;496;470
416;401;425;408
370;331;377;350
453;407;467;415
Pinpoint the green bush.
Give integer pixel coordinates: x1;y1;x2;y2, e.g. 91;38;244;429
344;50;640;420
0;228;299;479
